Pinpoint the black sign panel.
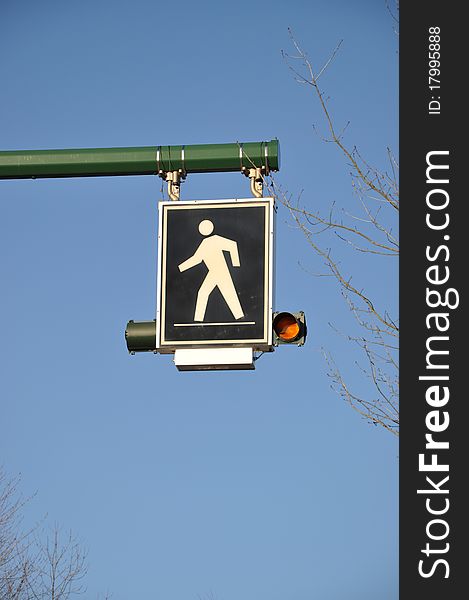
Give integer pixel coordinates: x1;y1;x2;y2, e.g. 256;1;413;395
157;198;274;349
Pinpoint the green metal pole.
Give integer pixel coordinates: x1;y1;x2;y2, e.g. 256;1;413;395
0;140;279;179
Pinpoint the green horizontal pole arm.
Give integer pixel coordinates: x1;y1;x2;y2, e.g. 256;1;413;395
0;140;279;180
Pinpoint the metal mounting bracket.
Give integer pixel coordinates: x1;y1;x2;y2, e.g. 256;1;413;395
241;166;268;198
159;169;186;201
156;146;187;200
239;141;270;198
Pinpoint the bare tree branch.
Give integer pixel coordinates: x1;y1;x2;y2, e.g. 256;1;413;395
1;470;110;600
274;23;399;435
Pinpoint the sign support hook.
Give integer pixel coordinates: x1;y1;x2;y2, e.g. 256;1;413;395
239;142;270;198
156;146;186;200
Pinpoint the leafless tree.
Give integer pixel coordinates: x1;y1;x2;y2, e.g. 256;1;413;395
265;22;399;435
0;469;35;600
197;591;219;600
1;469;110;600
28;528;88;600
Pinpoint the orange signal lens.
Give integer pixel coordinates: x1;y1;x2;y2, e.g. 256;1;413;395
273;313;300;341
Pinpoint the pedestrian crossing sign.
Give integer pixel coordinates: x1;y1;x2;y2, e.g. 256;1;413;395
156;198;274;351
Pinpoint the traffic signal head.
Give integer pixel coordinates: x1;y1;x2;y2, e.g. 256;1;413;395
272;311;307;346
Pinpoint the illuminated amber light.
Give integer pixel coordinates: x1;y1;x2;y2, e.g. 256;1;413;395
273;313;300;341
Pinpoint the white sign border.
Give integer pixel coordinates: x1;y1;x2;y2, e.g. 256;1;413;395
156;197;274;351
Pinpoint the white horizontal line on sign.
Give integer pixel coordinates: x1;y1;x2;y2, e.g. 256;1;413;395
174;321;256;327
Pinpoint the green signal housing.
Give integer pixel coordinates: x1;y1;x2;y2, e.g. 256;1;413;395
125;320;157;354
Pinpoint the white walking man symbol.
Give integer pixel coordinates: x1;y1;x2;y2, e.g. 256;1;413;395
178;219;245;322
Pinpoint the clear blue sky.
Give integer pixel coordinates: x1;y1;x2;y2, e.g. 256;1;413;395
1;1;398;599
